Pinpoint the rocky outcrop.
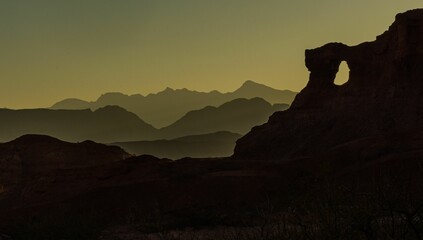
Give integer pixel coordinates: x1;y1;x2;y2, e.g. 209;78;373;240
0;135;130;205
234;9;423;160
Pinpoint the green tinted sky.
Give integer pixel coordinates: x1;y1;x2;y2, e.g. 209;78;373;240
1;1;422;108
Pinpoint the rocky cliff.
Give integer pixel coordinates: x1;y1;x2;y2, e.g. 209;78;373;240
234;9;423;160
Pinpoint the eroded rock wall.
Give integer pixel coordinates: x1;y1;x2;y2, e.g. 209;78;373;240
234;9;423;160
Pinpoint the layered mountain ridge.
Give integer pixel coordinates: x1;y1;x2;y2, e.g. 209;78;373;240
159;97;288;139
51;80;297;127
0;98;285;143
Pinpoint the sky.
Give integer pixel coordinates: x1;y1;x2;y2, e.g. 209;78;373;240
0;1;422;108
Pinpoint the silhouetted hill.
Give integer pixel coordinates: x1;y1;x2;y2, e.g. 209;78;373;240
51;80;297;127
52;98;91;109
0;106;158;143
0;134;130;206
159;98;289;139
232;80;295;103
113;131;242;159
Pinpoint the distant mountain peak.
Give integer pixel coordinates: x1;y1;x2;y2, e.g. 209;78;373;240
237;80;275;91
51;98;91;110
163;87;174;92
96;92;132;103
210;90;222;94
94;105;130;113
242;80;261;86
99;92;129;98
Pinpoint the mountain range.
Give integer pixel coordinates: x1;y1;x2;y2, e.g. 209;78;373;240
0;98;287;143
51;80;297;127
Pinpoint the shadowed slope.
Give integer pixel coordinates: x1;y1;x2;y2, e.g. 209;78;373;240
160;98;289;139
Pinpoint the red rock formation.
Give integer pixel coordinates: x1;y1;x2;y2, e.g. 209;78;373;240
234;9;423;160
0;134;130;205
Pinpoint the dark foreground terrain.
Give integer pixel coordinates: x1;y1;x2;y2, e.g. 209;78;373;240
2;133;423;240
2;9;423;240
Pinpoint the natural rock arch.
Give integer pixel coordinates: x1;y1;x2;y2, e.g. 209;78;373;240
334;61;350;86
304;43;349;89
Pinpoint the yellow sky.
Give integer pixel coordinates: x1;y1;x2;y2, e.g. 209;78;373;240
0;1;422;108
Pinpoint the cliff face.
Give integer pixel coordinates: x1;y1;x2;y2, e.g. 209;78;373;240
234;9;423;160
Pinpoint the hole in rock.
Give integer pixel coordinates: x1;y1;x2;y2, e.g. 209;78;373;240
334;61;350;86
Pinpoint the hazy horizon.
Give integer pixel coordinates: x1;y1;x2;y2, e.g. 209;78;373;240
1;1;422;108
